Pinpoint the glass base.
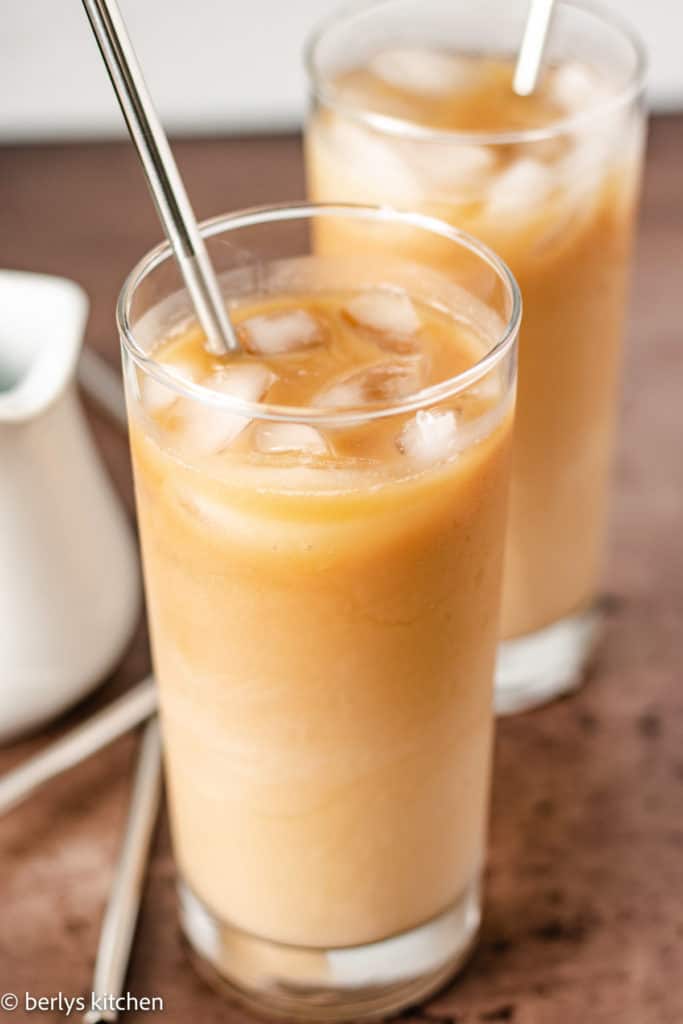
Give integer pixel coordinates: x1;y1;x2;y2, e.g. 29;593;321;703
495;604;601;715
179;877;481;1022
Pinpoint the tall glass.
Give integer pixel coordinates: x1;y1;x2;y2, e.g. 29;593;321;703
305;0;647;713
118;203;520;1019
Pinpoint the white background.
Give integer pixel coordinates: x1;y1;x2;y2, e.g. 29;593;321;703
0;0;680;141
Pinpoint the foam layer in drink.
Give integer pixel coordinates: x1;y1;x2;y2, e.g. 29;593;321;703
128;286;513;947
307;53;644;638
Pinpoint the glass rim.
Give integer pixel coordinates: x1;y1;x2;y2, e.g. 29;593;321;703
117;201;521;427
304;0;647;147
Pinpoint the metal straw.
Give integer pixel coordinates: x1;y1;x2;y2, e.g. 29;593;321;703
81;0;240;355
84;718;162;1024
0;677;156;817
513;0;556;96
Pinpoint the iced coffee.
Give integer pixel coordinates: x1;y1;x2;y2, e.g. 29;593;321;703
305;0;646;710
119;205;520;1019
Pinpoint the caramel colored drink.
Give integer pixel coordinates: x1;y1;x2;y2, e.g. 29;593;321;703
305;0;646;711
119;205;519;1019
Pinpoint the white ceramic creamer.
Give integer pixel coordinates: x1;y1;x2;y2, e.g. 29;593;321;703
0;270;140;743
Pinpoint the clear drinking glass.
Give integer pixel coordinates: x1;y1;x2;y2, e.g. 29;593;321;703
305;0;647;713
118;203;520;1020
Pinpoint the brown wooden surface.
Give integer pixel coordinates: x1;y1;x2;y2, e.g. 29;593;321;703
0;120;682;1023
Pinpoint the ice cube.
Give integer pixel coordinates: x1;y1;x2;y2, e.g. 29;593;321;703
344;290;421;345
536;126;621;251
398;409;457;461
552;139;607;220
178;364;275;456
142;360;195;413
253;422;329;456
411;142;495;191
314;362;425;409
326;119;420;204
240;309;324;356
370;49;480;96
550;61;610;114
471;370;503;401
485;158;553;221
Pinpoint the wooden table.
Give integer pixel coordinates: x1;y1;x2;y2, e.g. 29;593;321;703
1;120;682;1024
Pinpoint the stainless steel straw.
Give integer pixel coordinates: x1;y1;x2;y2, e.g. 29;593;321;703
513;0;557;96
84;718;162;1024
0;677;156;817
81;0;240;355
